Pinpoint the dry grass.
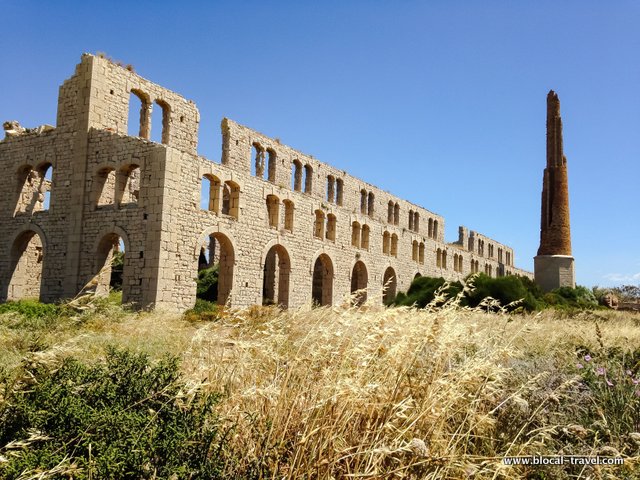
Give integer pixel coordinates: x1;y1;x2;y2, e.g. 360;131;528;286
2;299;640;479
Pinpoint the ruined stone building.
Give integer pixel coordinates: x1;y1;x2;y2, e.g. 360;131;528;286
0;54;532;311
534;90;575;291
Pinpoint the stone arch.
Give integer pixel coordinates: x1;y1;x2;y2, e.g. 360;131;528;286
336;178;344;205
351;221;361;247
314;209;325;239
116;163;141;207
382;231;391;254
262;243;291;308
266;194;280;228
304;164;313;193
327;175;336;203
129;89;151;138
367;191;375;216
266;148;277;182
414;272;422;280
201;173;221;213
393;203;400;225
292;159;303;191
91;226;131;302
4;225;47;301
154;99;171;144
197;229;236;305
252;142;265;177
311;252;334;307
350;260;368;306
92;166;117;209
221;180;240;219
361;224;370;250
390;233;398;257
387;201;394;223
382;266;397;305
14;163;51;215
360;189;367;214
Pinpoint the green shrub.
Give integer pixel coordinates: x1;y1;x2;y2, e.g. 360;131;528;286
465;274;538;311
0;347;226;479
0;300;68;320
197;265;219;302
183;298;222;322
394;276;462;308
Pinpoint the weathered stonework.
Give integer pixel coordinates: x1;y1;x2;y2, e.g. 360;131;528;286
0;54;532;311
535;90;576;291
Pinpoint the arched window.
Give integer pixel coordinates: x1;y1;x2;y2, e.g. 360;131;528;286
351;221;361;247
336;178;344;206
312;254;334;307
314;210;325;239
201;174;221;213
152;99;171;145
266;148;277;182
413;212;420;232
436;248;442;268
326;214;337;241
419;242;425;264
93;167;116;209
252;143;265;177
428;218;433;238
412;240;419;261
361;224;370;250
391;234;398;257
222;181;240;219
442;250;447;269
394;203;400;225
382;231;391;254
433;220;439;240
292;160;302;191
327;175;335;203
367;192;375;217
283;200;294;231
360;189;367;214
388;201;394;223
304;164;313;193
15;163;53;215
118;164;141;207
128;89;150;139
408;210;414;230
266;194;279;228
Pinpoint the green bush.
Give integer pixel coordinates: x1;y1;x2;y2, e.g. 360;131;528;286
0;300;68;326
183;298;221;322
465;274;540;311
197;265;219;302
0;347;226;479
394;276;462;308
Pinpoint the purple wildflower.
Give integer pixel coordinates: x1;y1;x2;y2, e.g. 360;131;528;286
576;363;584;369
606;379;614;387
596;367;606;376
584;354;592;362
633;378;640;385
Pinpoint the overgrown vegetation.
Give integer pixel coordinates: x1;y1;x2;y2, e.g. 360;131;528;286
394;273;601;312
0;348;226;479
196;265;219;302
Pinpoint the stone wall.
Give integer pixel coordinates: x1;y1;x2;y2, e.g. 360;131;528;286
0;54;532;311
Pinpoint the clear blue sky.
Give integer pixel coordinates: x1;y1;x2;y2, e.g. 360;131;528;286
2;1;639;288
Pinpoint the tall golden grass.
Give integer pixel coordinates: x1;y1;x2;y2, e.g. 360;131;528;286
2;297;640;479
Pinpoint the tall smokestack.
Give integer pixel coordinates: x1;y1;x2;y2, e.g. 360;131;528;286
534;90;575;291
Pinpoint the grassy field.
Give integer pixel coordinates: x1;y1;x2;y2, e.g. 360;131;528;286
1;295;640;479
